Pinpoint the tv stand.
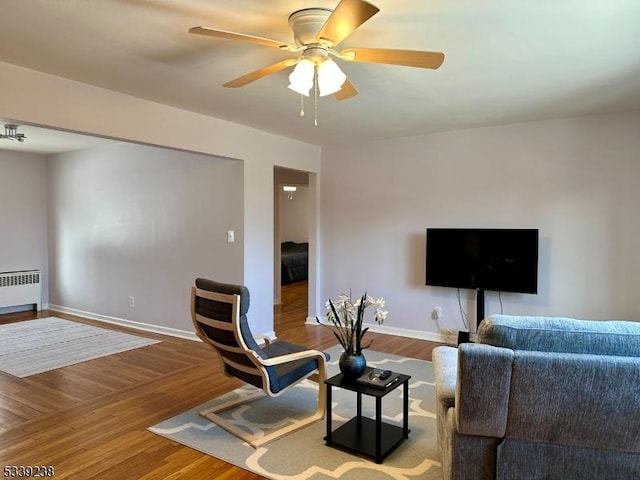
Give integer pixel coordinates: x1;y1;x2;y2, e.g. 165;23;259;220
457;289;485;345
476;289;485;329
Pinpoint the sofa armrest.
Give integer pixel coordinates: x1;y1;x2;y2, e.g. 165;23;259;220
456;343;514;438
433;346;458;409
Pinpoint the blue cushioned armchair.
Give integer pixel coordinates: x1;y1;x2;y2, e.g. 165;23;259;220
191;278;329;447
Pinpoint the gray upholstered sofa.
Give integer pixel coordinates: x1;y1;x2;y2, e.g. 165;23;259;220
432;315;640;480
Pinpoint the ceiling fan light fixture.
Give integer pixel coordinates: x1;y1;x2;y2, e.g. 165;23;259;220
288;58;314;96
317;59;346;96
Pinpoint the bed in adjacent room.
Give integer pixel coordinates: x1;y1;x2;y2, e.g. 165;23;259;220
280;241;308;284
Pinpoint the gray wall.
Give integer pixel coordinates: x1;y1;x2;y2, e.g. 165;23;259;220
1;60;322;336
275;167;310;243
320;111;640;338
47;142;243;332
3;61;639;340
0;150;49;311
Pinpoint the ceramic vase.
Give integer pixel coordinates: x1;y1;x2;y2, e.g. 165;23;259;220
339;352;366;379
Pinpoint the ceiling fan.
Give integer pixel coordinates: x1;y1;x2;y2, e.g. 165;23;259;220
188;0;445;101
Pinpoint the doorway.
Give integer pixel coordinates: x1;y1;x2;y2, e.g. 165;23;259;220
274;167;312;325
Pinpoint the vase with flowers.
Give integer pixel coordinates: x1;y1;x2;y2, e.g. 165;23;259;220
317;291;388;379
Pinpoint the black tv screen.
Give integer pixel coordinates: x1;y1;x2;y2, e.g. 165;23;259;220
425;228;539;294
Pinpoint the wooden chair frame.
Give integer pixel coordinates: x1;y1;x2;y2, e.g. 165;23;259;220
191;286;327;447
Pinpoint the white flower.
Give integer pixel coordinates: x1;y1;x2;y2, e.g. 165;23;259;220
370;297;385;309
317;291;389;355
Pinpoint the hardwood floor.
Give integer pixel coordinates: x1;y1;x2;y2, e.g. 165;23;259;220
0;282;440;479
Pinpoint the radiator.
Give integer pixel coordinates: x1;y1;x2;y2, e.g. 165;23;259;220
0;270;42;311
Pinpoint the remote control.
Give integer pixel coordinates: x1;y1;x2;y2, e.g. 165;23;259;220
379;370;392;380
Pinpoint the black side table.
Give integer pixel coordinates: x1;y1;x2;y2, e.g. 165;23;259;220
324;368;411;463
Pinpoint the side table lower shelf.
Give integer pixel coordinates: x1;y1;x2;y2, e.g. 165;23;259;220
324;369;411;463
325;417;409;462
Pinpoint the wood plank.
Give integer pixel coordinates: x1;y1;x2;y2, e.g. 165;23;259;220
0;281;440;478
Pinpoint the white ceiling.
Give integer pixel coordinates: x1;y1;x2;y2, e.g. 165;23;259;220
1;0;639;151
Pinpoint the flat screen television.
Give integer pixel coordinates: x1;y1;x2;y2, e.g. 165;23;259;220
425;228;539;294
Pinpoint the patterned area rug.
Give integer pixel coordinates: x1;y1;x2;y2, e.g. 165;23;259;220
0;317;160;377
149;346;443;479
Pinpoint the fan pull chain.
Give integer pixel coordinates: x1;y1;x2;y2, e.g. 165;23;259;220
299;94;305;117
314;92;318;127
314;67;319;127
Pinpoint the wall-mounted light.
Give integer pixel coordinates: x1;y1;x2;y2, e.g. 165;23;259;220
283;185;297;200
0;124;26;142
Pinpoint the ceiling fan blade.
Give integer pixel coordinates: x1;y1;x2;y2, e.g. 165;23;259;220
340;47;445;69
223;58;298;88
189;26;297;52
333;77;358;100
316;0;379;47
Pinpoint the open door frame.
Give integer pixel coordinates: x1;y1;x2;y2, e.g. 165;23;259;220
273;168;317;322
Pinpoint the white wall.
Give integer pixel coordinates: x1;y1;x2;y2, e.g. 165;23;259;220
320;111;640;338
275;168;310;243
279;187;309;243
0;61;321;336
0;150;49;311
4;60;639;341
47;143;242;332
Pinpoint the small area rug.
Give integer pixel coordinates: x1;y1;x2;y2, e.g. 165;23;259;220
0;317;160;377
149;346;442;479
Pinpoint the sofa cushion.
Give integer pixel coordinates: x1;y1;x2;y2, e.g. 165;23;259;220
446;409;499;480
497;439;640;480
477;315;640;357
505;351;640;453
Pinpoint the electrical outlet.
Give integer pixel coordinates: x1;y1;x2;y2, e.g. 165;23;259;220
431;306;442;320
128;296;135;308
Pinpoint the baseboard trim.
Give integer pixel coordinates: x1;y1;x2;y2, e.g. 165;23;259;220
45;305;442;345
48;304;200;341
308;316;448;344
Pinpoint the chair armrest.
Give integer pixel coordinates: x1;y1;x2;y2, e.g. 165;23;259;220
259;348;327;367
433;346;458;409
